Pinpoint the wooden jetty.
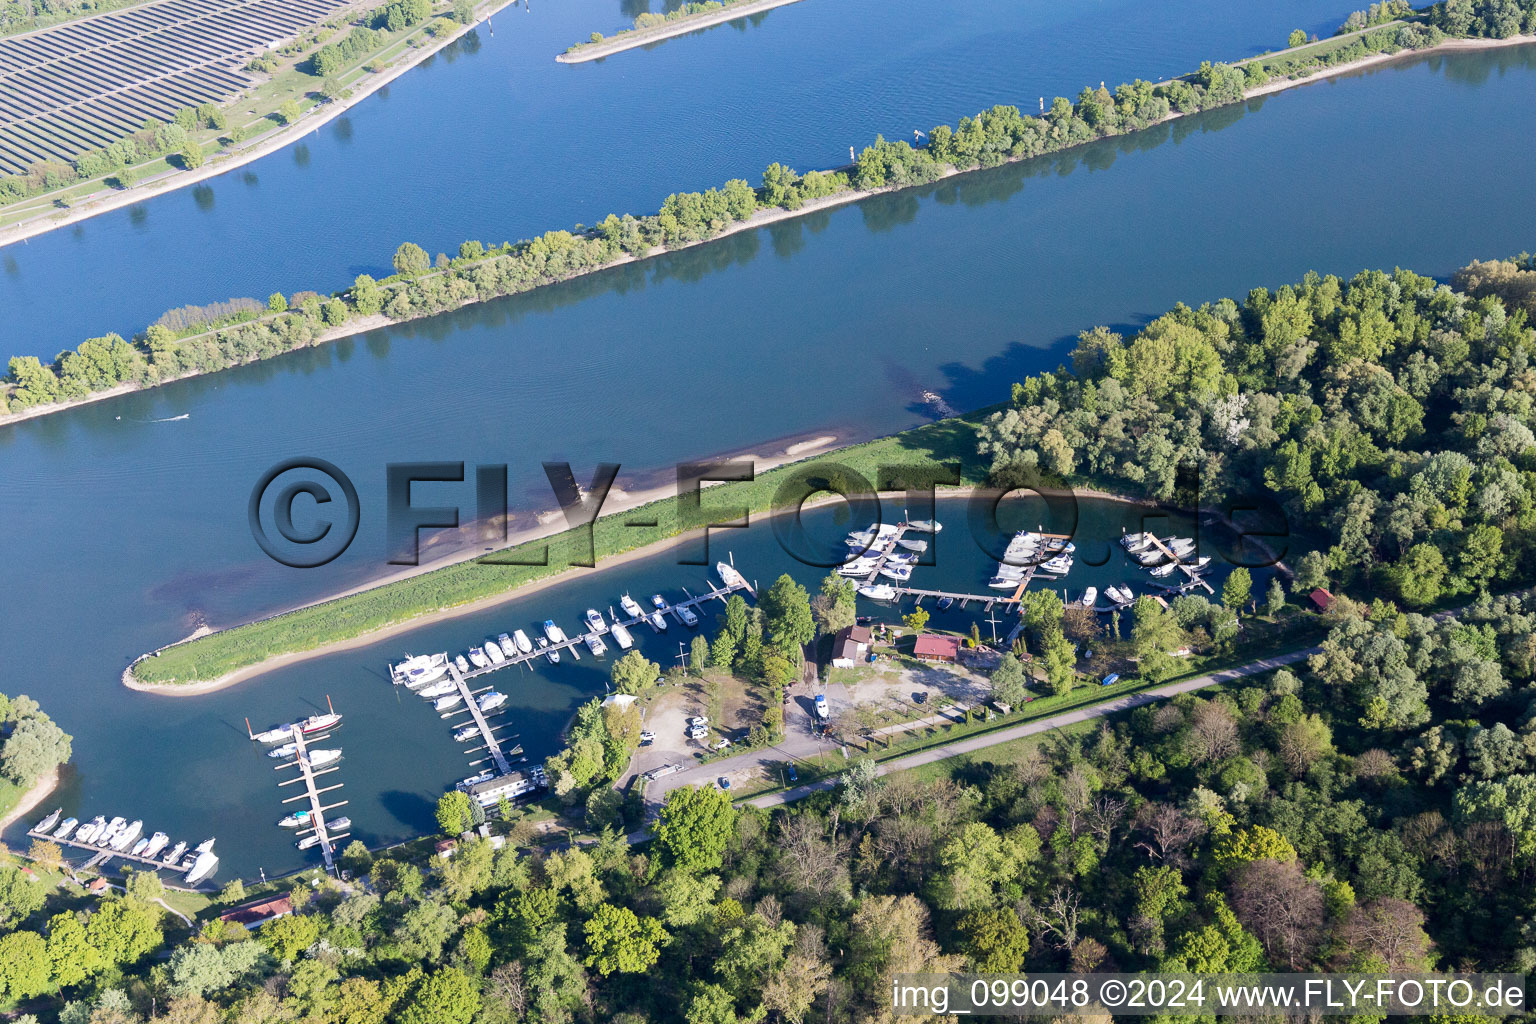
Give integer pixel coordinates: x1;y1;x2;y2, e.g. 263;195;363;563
892;585;1029;612
26;827;198;874
1138;535;1213;595
442;662;512;776
276;720;349;875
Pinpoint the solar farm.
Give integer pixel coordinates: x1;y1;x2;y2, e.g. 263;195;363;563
0;0;352;175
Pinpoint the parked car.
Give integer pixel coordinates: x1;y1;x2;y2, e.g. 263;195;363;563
639;731;655;745
813;694;828;719
913;691;928;704
785;763;798;783
687;716;708;726
712;738;732;751
718;777;732;791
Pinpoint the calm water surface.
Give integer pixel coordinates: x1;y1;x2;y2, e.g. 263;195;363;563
3;0;1360;352
3;42;1536;876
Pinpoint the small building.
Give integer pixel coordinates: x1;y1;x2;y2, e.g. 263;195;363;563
830;625;873;668
912;633;959;663
1310;588;1335;613
219;895;294;930
85;877;110;896
435;839;457;860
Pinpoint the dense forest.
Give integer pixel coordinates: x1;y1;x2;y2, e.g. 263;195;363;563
8;0;1535;416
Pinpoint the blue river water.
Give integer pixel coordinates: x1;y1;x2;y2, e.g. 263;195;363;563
2;10;1535;877
4;0;1359;353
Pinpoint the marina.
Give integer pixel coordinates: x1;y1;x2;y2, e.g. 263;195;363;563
26;811;218;886
256;699;349;875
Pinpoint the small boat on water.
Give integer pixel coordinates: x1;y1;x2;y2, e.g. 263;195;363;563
251;712;342;743
434;693;464;712
650;594;669;612
512;629;533;654
544;619;566;644
857;583;897;601
989;571;1026;590
1190;555;1212;571
111;820;143;852
454;724;482;742
76;816;105;844
162;840;188;865
676;604;698;627
462;769;494;788
837;557;877;577
1040;555;1073;575
143;832;169;858
130;837;151;857
328;816;352;832
497;633;517;658
478;690;508;713
268;741;299;759
419;679;457;699
906;518;942;533
585;633;608;656
279;810;313;828
484;641;506;664
454;654;470;673
646;610;667;633
1150;563;1177;578
184;841;218;885
897;537;928;553
98;817;126;847
880;563;913;582
610;622;634;650
391;652;448;687
937;596;954;611
716;560;746;589
297;834;322;851
305;748;343;767
54;817;79;840
1120;531;1154;551
1106;585;1135;605
538;637;560;664
620;593;644;619
1080;587;1098;607
468;647;491;669
584;608;607;634
34;808;61;834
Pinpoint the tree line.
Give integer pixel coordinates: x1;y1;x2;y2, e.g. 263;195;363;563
11;10;1530;417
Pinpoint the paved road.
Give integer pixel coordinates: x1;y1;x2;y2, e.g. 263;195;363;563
745;646;1319;809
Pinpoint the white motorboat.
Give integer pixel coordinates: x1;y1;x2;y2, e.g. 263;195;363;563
478;690;508;713
484;640;506;664
305;748;342;767
544;619;566;643
268;741;299;759
676;604;698;627
111;820;143;852
297;834;322;851
391;652;448;687
896;537;928;553
989;574;1024;590
1081;587;1098;607
142;832;169;858
419;679;457;699
610;622;634;650
620;593;644;619
77;816;106;844
184;842;218;885
497;633;517;658
54;817;79;840
130;837;151;857
716;561;746;589
837;557;878;577
538;637;560;664
649;594;668;612
584;608;607;634
879;563;913;582
1107;585;1135;605
34;808;61;834
98;817;126;847
454;724;481;742
462;769;495;788
1120;531;1154;551
887;550;919;564
646;610;667;633
585;633;608;656
279;810;313;828
1191;555;1212;571
1041;555;1073;575
434;693;464;712
906;519;942;533
512;629;533;654
1169;538;1197;556
326;816;351;832
857;583;897;600
251;712;342;744
468;647;490;669
1151;563;1177;578
454;654;470;673
161;840;188;866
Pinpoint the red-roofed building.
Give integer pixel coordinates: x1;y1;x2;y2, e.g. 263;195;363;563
85;877;110;896
1310;588;1335;613
831;625;873;668
219;895;294;929
912;634;959;663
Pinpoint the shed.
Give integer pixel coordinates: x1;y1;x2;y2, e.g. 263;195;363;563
1310;588;1335;613
86;877;110;896
912;634;959;663
219;895;294;929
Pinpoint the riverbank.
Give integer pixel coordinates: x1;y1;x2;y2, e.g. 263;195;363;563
0;769;60;831
9;32;1534;428
123;431;851;694
557;0;806;64
0;0;520;250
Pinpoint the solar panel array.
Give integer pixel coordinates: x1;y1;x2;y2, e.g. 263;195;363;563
0;0;350;175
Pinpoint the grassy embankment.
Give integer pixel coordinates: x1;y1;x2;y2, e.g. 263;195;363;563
130;413;992;686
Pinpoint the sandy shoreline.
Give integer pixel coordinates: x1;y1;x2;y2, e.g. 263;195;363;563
0;0;521;250
556;0;805;63
6;34;1532;431
0;769;60;832
123;432;846;696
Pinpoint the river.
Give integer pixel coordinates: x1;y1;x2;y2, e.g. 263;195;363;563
4;0;1358;354
3;25;1536;877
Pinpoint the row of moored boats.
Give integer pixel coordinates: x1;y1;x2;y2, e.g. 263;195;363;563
841;520;941;601
988;531;1078;589
31;808;218;884
1120;531;1210;579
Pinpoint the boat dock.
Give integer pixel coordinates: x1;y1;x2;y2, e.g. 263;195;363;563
893;585;1030;611
26;828;187;873
275;720;349;875
1139;535;1214;594
443;662;512;775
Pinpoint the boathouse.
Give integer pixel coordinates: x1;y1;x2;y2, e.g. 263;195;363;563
912;634;959;663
